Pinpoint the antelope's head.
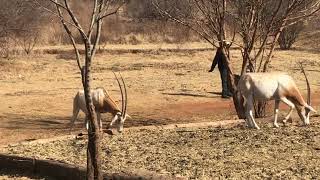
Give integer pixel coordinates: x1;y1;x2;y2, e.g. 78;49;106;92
298;63;317;125
113;71;128;133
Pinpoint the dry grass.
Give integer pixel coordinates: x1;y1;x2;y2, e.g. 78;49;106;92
0;45;319;145
0;43;319;179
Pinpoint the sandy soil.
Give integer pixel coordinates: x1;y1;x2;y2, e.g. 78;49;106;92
2;119;320;179
0;44;319;179
0;45;319;146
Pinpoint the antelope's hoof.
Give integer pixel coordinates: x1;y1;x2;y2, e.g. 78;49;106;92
273;123;279;128
282;122;287;127
283;117;292;123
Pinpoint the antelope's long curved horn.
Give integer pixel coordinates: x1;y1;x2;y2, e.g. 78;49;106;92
299;62;311;105
119;72;127;118
112;71;125;115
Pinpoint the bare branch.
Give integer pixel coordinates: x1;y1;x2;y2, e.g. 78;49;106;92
32;0;85;32
284;7;320;26
55;2;83;73
87;0;98;40
47;0;68;10
152;0;219;47
63;0;88;41
91;0;105;58
98;1;125;20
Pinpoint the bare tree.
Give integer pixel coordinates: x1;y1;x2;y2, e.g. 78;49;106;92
18;31;39;54
230;0;320;117
127;0;190;19
153;0;245;118
231;0;320;74
153;0;320;119
34;0;124;179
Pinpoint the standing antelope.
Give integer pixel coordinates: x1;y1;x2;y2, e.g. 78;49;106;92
70;72;129;133
238;66;316;129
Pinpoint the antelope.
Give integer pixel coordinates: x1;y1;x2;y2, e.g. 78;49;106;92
70;72;129;133
238;65;316;129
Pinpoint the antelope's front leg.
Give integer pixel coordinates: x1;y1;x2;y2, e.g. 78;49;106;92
97;112;102;132
85;115;89;130
245;95;260;129
273;100;280;128
249;109;260;130
280;97;295;124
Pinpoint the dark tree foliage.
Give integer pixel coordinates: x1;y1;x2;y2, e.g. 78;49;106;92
0;0;50;56
126;0;191;19
278;22;305;50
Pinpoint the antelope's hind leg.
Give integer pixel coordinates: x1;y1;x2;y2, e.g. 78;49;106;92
273;99;280;128
97;112;103;132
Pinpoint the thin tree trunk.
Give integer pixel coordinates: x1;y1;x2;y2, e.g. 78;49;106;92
232;90;246;119
221;47;246;119
253;27;285;118
254;100;267;118
83;46;102;180
262;26;284;72
240;48;250;75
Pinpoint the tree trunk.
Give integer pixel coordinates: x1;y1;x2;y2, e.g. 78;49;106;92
221;47;246;119
254;100;267;118
232;90;246;119
254;26;285;118
83;46;102;180
240;47;250;75
262;26;285;72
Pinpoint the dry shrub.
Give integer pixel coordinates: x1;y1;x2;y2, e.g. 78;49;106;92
127;35;141;45
1;0;199;46
0;37;11;58
278;22;305;50
98;17;198;44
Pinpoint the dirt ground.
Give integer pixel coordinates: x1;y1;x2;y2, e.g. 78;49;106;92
2;119;320;179
0;44;319;146
0;43;320;179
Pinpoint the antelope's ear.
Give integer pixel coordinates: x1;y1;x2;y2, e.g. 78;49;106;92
306;105;317;113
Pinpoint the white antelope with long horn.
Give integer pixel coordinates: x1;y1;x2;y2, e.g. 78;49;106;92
238;64;316;129
70;72;129;133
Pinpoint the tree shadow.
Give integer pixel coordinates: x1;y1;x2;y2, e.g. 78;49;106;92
0;169;57;180
0;113;71;130
0;112;173;132
206;91;223;96
124;117;169;127
162;92;217;98
276;47;320;54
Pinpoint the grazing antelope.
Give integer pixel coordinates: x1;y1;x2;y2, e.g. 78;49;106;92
238;66;316;129
70;72;129;133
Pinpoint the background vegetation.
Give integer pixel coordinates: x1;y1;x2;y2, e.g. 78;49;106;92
0;0;318;47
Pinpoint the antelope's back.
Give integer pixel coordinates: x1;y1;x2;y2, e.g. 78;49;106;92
238;72;296;99
93;87;120;113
